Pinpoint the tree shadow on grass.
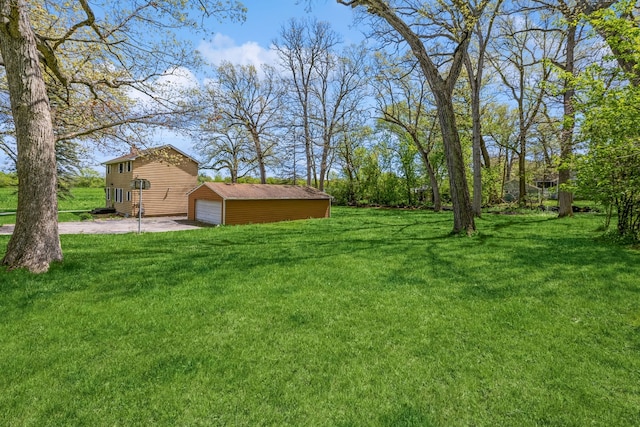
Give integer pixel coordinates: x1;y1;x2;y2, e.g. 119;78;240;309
7;210;636;307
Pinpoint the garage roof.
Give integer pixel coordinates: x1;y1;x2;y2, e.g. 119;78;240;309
191;182;331;200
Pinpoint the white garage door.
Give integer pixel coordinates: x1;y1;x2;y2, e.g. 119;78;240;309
195;200;222;224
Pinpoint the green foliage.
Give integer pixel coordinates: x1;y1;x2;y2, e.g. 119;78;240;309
0;172;17;188
574;34;640;240
328;131;429;207
569;0;640;240
585;0;640;81
197;174;214;184
71;168;104;188
0;208;638;425
481;163;503;205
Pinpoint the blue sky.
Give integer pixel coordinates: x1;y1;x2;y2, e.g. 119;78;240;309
210;1;362;45
193;0;364;69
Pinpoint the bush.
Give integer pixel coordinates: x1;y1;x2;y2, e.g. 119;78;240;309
0;172;18;188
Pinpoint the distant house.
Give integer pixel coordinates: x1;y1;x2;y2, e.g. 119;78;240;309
103;145;198;216
187;182;331;225
504;179;542;202
534;173;564;200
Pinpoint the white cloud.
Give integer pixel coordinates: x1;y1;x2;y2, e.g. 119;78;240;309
197;33;279;69
155;66;200;91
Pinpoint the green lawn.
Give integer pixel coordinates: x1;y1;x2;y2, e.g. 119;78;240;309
0;208;638;425
0;187;105;224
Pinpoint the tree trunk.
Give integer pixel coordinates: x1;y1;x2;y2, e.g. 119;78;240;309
318;134;330;191
414;136;441;212
0;0;62;273
436;91;475;233
425;157;441;212
248;128;267;184
558;25;576;217
518;127;527;207
304;108;314;187
471;83;483;217
465;48;486;218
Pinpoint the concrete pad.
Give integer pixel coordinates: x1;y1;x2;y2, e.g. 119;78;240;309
0;216;207;235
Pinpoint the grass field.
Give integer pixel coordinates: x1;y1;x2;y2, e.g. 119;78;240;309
0;187;105;224
0;207;639;425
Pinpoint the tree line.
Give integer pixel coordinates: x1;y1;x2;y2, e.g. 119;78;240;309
192;0;639;236
0;0;639;272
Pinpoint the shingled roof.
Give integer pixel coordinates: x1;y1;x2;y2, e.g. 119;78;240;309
103;144;198;165
192;182;331;200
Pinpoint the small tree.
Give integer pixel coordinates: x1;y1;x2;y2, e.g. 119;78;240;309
576;81;640;240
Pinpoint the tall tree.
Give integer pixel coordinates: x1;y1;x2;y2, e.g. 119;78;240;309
337;0;488;234
273;18;340;187
0;0;61;273
195;117;256;183
204;62;284;184
464;0;503;216
534;0;617;217
0;0;245;273
489;10;557;206
313;43;369;191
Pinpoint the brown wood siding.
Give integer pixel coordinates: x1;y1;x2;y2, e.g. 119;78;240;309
132;156;198;216
105;163;134;215
187;185;224;221
224;199;330;225
104;148;198;216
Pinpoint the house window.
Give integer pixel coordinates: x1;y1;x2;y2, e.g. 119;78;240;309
105;188;111;201
126;191;131;202
107;165;111;174
127;161;132;172
118;163;124;173
115;188;123;203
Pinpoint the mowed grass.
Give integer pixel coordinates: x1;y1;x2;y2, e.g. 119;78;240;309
0;187;105;224
0;207;638;426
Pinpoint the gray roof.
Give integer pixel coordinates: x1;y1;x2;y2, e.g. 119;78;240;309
103;144;198;165
193;182;331;200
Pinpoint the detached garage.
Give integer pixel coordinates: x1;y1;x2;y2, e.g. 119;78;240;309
187;182;331;225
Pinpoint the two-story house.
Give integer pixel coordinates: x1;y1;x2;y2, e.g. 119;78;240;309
103;145;198;217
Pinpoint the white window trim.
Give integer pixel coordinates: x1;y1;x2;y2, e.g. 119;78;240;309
115;188;123;203
106;188;111;201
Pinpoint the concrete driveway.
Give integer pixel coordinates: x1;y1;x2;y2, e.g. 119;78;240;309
0;216;208;235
